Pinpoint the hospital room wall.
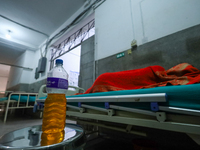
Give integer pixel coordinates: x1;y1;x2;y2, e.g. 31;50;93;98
6;0;200;92
94;0;200;77
6;50;36;92
27;48;51;92
0;77;8;93
27;0;200;91
95;0;200;60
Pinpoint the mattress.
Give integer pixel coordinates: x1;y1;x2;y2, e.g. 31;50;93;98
0;95;36;103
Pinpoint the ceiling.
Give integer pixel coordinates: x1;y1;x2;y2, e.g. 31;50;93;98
0;0;86;83
0;0;86;65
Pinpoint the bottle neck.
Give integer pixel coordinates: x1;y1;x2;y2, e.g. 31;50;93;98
56;64;63;67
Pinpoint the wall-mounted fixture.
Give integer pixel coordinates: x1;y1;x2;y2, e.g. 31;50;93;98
37;57;47;73
131;39;137;51
35;67;39;79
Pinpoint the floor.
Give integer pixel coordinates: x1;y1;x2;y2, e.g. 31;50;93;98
0;116;42;137
84;136;134;150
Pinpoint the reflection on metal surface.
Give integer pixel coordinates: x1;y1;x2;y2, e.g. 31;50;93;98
0;124;84;150
28;129;40;146
41;130;65;146
0;134;25;145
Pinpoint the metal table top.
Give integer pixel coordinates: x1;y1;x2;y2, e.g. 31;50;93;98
0;123;85;150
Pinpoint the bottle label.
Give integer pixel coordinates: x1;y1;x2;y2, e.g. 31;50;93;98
47;77;68;89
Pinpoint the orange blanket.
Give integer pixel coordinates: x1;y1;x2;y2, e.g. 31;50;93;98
84;63;200;94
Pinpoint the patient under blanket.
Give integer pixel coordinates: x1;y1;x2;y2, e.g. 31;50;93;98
84;63;200;94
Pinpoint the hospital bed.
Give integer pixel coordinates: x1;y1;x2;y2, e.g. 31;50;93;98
1;85;85;123
36;83;200;145
0;91;38;123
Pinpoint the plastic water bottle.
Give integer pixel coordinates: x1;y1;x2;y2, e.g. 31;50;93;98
42;59;68;135
46;59;69;94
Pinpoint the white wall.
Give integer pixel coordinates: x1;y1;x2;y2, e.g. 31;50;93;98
95;0;200;60
7;50;36;88
133;0;200;45
0;64;10;91
20;50;36;83
0;77;8;91
7;51;25;88
29;47;51;84
95;0;134;60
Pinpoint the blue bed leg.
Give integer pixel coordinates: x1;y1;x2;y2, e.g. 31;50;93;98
151;102;159;111
105;102;110;109
33;103;44;113
33;104;37;113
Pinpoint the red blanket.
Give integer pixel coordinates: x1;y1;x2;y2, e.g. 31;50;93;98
83;63;200;94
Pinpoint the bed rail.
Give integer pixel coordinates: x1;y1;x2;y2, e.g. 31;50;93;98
4;92;38;123
34;91;200;144
0;91;13;98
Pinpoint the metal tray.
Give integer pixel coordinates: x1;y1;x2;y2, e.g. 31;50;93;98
0;123;85;150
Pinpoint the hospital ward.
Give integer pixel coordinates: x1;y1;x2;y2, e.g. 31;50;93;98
0;0;200;149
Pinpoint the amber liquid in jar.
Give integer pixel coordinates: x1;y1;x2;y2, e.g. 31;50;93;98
42;93;66;133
